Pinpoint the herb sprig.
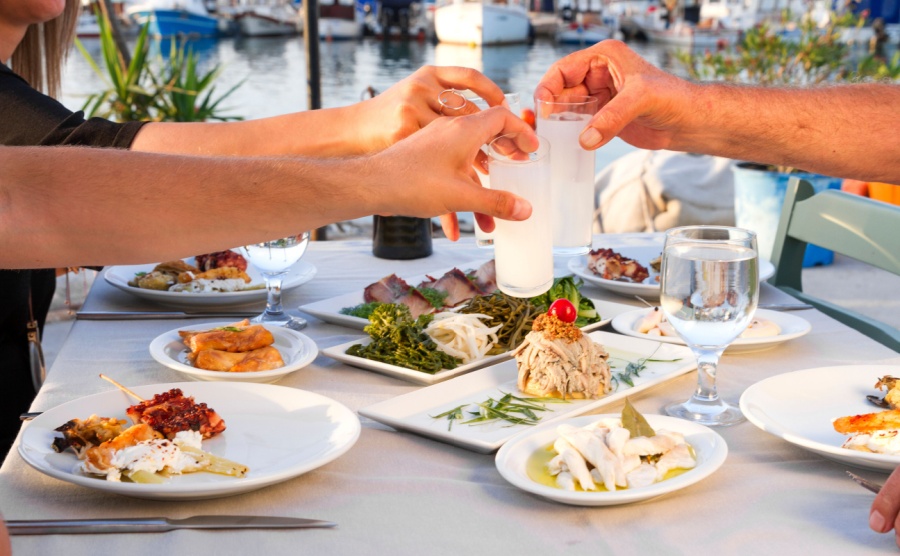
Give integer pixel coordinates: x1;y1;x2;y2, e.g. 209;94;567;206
610;347;682;389
431;392;570;430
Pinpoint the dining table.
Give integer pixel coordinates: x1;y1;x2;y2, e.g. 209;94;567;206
3;233;900;556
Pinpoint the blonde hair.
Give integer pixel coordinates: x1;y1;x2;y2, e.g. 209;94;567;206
10;0;81;98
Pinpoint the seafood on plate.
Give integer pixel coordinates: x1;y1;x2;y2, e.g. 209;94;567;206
178;320;284;373
834;377;900;454
587;248;650;283
52;387;246;482
544;415;696;491
512;313;611;400
128;251;255;293
634;307;781;338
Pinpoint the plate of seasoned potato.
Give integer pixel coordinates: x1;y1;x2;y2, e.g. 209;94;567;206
149;320;318;383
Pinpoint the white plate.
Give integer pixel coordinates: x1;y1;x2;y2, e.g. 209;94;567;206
149;322;319;383
611;308;811;354
358;331;696;452
104;259;317;308
495;414;727;506
18;382;361;500
319;299;633;385
740;365;900;472
567;235;775;299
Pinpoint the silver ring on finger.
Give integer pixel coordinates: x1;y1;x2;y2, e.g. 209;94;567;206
438;88;468;116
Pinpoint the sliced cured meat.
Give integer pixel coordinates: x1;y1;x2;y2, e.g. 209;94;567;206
472;259;497;294
364;274;414;304
426;268;482;307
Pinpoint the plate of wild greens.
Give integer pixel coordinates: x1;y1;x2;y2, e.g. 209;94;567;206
320;296;633;385
357;331;696;452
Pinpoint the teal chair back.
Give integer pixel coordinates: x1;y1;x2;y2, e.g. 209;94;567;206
769;178;900;352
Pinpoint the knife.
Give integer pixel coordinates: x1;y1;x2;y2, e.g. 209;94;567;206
757;303;814;311
76;311;258;321
7;516;336;535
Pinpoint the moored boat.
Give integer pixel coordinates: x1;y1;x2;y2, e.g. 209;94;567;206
236;0;302;36
127;0;219;38
434;0;531;45
319;0;365;39
555;0;616;44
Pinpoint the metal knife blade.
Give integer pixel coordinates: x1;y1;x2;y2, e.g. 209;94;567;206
7;515;336;535
75;311;258;321
757;303;814;311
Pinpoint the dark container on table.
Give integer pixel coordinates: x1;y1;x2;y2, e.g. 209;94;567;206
372;216;433;259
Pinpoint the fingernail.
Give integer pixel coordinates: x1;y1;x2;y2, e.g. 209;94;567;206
870;510;886;532
512;198;532;220
580;127;602;149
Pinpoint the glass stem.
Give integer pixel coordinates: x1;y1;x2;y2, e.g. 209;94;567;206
692;348;725;402
264;272;287;316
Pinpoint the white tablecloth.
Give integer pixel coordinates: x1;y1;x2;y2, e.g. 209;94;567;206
4;236;900;555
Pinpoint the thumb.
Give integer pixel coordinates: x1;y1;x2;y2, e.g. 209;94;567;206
578;88;644;150
476;188;532;221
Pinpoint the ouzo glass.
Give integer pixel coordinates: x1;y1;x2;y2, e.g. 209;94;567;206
535;95;599;256
240;232;310;330
469;92;522;248
487;133;553;297
660;226;759;426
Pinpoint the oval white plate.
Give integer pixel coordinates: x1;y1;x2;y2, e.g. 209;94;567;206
18;382;360;500
611;308;811;354
104;259;317;308
567;236;775;300
740;365;900;472
149;322;318;383
495;414;727;506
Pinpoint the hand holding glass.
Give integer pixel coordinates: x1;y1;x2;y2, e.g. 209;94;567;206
240;232;310;330
660;226;759;426
487;133;553;298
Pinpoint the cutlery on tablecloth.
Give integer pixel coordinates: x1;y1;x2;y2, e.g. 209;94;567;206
7;516;336;535
846;470;883;494
75;311;258;321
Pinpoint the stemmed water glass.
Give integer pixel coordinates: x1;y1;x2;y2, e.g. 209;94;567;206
240;232;310;330
660;226;759;426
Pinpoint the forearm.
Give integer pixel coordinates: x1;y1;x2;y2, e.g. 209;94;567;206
0;147;373;269
672;83;900;183
129;104;368;157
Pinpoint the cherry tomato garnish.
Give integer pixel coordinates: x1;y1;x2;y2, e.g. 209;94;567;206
548;299;577;323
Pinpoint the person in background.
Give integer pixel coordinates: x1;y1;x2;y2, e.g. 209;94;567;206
536;38;900;546
0;0;509;456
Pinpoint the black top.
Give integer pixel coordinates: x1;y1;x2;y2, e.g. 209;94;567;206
0;62;148;457
0;62;147;147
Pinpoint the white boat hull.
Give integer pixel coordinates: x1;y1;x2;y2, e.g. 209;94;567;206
237;11;299;36
645;25;738;46
555;22;611;44
435;2;530;45
319;17;364;39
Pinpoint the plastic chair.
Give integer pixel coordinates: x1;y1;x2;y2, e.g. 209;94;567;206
769;178;900;352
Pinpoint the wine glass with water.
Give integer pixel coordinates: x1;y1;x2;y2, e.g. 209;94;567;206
240;232;310;330
660;226;759;426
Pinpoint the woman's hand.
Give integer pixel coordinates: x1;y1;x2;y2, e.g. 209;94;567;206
352;65;508;153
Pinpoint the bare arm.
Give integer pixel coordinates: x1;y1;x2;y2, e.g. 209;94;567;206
0;108;534;269
130;65;507;157
536;40;900;183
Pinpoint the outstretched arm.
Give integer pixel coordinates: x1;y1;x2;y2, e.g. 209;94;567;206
535;40;900;183
0;108;534;269
131;66;506;157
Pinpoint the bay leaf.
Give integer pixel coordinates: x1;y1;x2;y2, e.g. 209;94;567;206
622;398;656;438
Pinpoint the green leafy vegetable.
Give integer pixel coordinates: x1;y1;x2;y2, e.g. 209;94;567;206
346;304;460;373
416;287;448;309
530;276;601;327
339;302;382;319
431;392;569;430
457;292;543;354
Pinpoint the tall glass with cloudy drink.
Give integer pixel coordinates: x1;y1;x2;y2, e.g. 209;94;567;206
470;93;521;248
535;96;598;256
487;133;553;297
660;226;759;426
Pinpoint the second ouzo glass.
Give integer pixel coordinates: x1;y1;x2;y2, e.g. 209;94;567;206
535;95;599;256
469;93;522;248
487;133;553;298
